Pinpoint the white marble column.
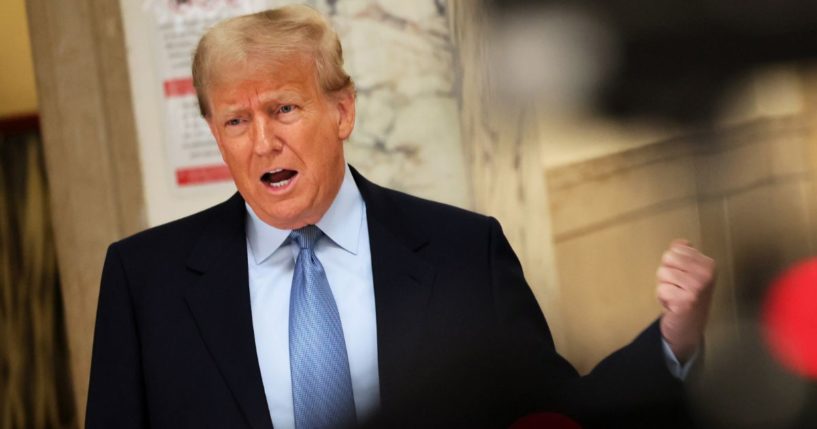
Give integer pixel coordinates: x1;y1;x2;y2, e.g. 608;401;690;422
288;0;474;208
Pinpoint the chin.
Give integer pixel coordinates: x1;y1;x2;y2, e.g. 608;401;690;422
256;203;313;229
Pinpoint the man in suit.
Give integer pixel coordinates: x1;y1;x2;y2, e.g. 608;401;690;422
86;5;715;429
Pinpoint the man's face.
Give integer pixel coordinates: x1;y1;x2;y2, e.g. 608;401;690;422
205;54;355;229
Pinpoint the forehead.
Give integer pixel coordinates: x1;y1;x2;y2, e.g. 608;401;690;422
207;53;321;101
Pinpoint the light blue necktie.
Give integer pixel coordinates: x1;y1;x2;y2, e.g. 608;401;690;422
289;226;357;429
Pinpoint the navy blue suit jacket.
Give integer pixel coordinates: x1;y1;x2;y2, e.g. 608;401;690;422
86;168;688;428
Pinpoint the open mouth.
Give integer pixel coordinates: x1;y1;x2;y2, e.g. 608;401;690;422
260;168;298;189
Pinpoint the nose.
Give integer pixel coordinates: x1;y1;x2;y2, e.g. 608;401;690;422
253;117;284;156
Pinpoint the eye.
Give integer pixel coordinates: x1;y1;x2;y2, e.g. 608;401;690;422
225;118;242;127
279;104;295;114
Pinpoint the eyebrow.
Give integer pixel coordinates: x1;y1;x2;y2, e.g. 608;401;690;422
216;90;305;118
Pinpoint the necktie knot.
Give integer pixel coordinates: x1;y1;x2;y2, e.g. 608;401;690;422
290;225;323;250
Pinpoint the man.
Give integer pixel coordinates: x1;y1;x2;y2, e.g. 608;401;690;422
86;5;715;429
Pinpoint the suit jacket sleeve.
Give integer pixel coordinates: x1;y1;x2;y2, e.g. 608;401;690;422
486;217;690;428
86;243;148;428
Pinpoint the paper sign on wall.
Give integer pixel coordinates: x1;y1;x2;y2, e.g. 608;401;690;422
147;0;265;188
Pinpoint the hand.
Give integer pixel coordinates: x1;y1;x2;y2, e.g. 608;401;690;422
656;239;716;363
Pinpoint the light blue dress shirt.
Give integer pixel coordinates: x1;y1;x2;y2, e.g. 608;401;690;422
244;165;693;428
246;165;379;429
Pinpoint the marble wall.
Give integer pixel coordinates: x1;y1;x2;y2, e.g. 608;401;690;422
448;0;568;348
274;0;473;208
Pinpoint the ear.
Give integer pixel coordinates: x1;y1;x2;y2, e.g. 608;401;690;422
334;88;356;140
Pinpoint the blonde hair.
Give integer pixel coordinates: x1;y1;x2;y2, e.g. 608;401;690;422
192;5;353;116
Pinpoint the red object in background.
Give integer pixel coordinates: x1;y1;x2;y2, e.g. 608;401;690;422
163;77;195;98
175;164;232;186
510;412;582;429
762;257;817;379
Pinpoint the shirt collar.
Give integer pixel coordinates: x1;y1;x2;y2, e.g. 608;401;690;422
245;164;364;264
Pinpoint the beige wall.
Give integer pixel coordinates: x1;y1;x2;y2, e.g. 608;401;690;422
0;0;38;116
546;116;817;373
547;138;701;371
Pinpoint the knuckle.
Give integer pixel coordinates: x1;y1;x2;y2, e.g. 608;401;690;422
656;266;667;278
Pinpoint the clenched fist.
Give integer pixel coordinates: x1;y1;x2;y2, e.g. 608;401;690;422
656;239;716;363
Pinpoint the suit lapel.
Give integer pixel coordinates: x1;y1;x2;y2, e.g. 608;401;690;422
351;168;436;414
184;193;273;429
179;171;435;426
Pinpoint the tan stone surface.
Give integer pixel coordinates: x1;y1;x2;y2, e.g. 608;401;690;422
549;151;697;239
448;1;566;348
695;119;809;198
26;0;145;423
696;198;740;350
725;182;814;304
555;205;701;372
546;111;817;373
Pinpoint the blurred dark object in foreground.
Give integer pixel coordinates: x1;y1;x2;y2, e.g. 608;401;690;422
486;0;817;124
690;322;817;429
687;252;817;429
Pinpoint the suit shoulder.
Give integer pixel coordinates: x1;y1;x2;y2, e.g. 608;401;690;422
110;194;238;256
